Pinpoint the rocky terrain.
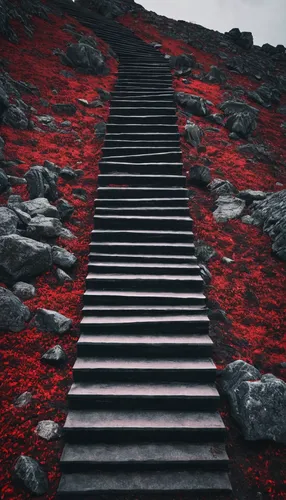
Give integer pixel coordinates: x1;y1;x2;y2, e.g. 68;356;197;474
0;0;285;499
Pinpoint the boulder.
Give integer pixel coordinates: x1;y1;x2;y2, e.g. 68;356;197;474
210;178;237;196
2;104;28;129
204;66;226;84
189;165;211;186
0;168;9;194
31;308;72;334
220;360;261;416
199;263;212;285
176;92;209;116
226;28;253;50
225;111;257;138
26;215;63;239
213;195;245;222
238;190;269;206
57;199;74;221
0;235;52;282
220;100;259;117
14;391;32;408
52;245;77;268
184;121;203;147
61;41;108;75
11;208;31;226
56;268;73;284
41;344;67;365
206;113;224;125
0;286;30;332
195;241;216;262
14;456;48;496
97;88;111;101
59;166;78;180
20;198;59;218
0;207;18;236
25;166;58;201
12;282;36;301
35;420;62;441
52;103;77;115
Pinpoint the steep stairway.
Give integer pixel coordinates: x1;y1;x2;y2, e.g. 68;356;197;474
55;1;232;497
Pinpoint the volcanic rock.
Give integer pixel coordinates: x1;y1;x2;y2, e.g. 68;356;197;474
199;263;212;285
176;92;209;116
25;166;58;201
238;190;269;206
213;195;245;222
0;234;52;282
20;198;59;218
184;121;203;147
57;198;74;221
59;166;78;180
210;178;237;196
220;100;259;116
31;308;72;334
52;245;77;268
170;53;196;72
0;207;18;236
14;455;48;495
35;420;62;441
26;215;63;239
189;165;211;186
41;344;68;365
14;391;32;408
225;28;253;50
56;268;73;284
0;286;30;332
225;111;257;138
94;121;106;138
0;85;9;116
2;104;28;129
12;282;36;301
195;241;217;262
61;40;108;75
204;65;226;84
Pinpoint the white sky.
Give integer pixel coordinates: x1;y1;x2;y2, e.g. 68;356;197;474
137;0;286;47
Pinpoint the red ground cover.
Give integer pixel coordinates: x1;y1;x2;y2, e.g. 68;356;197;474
0;12;118;500
120;12;286;500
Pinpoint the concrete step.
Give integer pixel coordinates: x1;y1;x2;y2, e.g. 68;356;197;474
60;441;228;471
63;408;225;443
83;290;205;306
82;304;206;316
107;115;177;125
58;470;232;496
93;216;192;231
103;140;180;148
99;161;182;175
106;124;177;134
87;252;197;264
73;357;215;383
109;107;176;116
94;207;189;216
67;382;219;410
90;230;194;243
87;261;198;275
102;146;179;157
111;99;175;107
77;333;213;358
97;187;188;199
98;173;184;186
105;132;180;141
89;241;195;255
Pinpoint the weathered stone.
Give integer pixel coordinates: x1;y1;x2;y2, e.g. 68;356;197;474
206;113;224;125
35;420;62;441
0;235;52;282
25;166;58;201
195;241;217;262
26;215;63;239
220;360;261;416
0;85;9;116
170;54;196;72
204;65;226;84
7;175;27;186
184;121;203;147
14;455;48;495
199;263;212;285
2;104;28;129
31;308;72;334
59;166;78;180
52;245;77;268
225;111;257;138
238;190;269;206
52;103;77;115
57;198;74;221
0;207;18;236
72;187;88;201
94;121;106;139
0;168;9;194
213;195;246;222
20;198;59;218
12;282;36;301
59;227;76;240
56;268;73;284
0;286;30;332
225;28;253;50
41;344;68;365
189;165;211;186
176;92;209;116
61;41;108;75
14;391;32;408
11;208;31;226
210;178;237;196
220;100;259;117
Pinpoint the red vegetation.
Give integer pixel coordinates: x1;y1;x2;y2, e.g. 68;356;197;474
0;12;117;500
121;12;286;500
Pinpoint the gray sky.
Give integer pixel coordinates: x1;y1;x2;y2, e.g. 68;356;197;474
138;0;286;47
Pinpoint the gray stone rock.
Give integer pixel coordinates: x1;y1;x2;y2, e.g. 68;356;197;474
31;308;72;334
14;455;48;495
241;215;256;225
176;92;209;116
94;121;106;139
238;190;269;206
184;121;203;147
25;166;58;201
213;195;246;222
72;187;88;201
97;88;111;101
195;241;217;262
52;245;77;268
12;282;36;301
59;227;76;240
26;215;63;239
2;104;28;129
0;207;18;236
210;178;237;196
14;391;32;408
220;100;259;117
61;41;108;75
7;194;23;208
204;65;226;84
7;175;27;186
56;268;73;284
52;103;77;115
0;168;9;194
0;235;52;282
226;28;253;50
206;113;224;125
170;54;196;71
220;360;261;415
11;208;31;226
35;420;62;441
57;199;74;221
20;198;58;218
41;344;67;365
189;165;211;186
59;166;78;180
0;287;30;332
225;111;257;138
199;263;212;284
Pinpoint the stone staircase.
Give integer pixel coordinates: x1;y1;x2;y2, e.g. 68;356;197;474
55;2;232;497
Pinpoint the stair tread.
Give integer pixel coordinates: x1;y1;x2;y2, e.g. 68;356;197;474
87;262;199;269
80;314;208;326
82;305;205;312
78;334;213;345
73;357;215;370
83;290;204;298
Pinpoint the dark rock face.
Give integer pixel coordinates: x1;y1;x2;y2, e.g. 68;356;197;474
57;198;74;221
41;344;68;365
20;198;59;218
225;111;257;138
176;92;209;116
56;268;73;284
94;121;106;138
0;235;52;282
12;282;36;301
204;65;226;84
2;104;29;129
61;40;108;75
30;308;72;334
238;190;269;206
225;28;253;50
248;190;286;260
14;455;48;496
51;245;77;268
52;103;77;115
0;287;30;332
184;121;203;147
189;165;211;186
0;207;18;236
59;166;78;180
220;361;286;443
195;241;217;262
35;420;62;441
24;166;58;201
248;84;281;108
169;53;196;72
220;100;259;116
210;178;237;196
213;195;245;222
81;0;139;18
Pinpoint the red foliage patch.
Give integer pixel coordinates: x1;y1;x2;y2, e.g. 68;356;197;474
0;12;117;500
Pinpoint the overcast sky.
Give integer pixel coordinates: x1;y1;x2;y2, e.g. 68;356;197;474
138;0;286;47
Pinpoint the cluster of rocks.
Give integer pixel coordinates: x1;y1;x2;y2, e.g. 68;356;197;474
0;0;50;42
220;360;286;444
60;34;109;75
